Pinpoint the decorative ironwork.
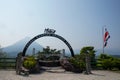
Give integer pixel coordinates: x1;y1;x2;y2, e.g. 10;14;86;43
22;29;74;57
44;28;56;34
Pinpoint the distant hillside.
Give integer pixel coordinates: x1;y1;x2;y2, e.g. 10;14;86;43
72;49;120;56
110;55;120;58
2;37;43;57
96;49;120;56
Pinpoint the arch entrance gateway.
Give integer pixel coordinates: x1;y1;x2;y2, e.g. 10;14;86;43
22;28;74;57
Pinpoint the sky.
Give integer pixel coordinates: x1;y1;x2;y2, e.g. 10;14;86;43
0;0;120;54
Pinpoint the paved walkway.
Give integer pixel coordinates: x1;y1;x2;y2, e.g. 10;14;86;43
0;69;120;80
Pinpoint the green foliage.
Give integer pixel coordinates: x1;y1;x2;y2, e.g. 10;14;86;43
80;46;96;60
37;54;46;60
101;59;113;70
113;58;120;70
98;54;120;70
98;53;112;59
41;46;61;54
0;45;7;58
37;46;61;61
80;46;96;68
80;46;95;54
0;52;7;68
0;58;16;69
23;56;37;69
69;54;85;72
47;56;60;61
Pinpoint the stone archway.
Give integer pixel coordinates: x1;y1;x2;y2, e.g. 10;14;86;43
22;28;74;57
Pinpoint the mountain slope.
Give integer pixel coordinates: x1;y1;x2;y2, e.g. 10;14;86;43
3;37;43;57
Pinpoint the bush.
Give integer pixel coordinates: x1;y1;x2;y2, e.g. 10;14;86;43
47;56;60;61
98;54;120;70
23;56;37;69
69;55;85;73
101;59;113;70
112;58;120;70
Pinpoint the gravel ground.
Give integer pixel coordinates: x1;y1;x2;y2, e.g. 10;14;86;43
0;69;120;80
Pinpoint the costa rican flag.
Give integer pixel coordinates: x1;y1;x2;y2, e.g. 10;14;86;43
104;28;110;47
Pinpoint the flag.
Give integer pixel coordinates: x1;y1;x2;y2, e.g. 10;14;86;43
104;28;110;47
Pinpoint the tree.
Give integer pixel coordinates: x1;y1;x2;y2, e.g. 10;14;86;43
80;46;96;62
0;45;7;58
43;46;50;54
37;46;61;61
80;46;96;74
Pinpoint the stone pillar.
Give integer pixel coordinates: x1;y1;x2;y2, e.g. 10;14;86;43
85;53;92;74
32;48;35;56
62;49;65;57
60;49;65;60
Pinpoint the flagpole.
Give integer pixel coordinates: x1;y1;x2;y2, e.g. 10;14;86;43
102;27;104;54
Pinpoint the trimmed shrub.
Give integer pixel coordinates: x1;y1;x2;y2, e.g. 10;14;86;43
112;58;120;70
47;56;60;61
98;54;120;70
69;56;85;73
101;59;113;70
23;56;37;69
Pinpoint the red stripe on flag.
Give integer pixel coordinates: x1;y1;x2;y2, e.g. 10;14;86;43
104;31;109;42
104;28;110;47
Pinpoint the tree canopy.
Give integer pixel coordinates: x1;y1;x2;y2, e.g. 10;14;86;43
80;46;96;61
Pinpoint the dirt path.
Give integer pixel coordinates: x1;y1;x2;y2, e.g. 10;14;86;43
0;69;120;80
